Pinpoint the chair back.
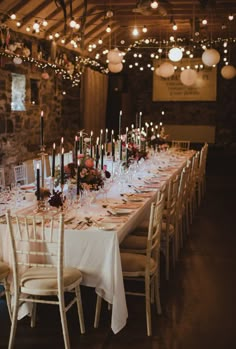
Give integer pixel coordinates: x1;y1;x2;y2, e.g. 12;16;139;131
6;211;64;293
166;173;180;224
177;164;191;216
147;193;165;265
171;140;190;151
23;159;35;184
14;164;27;185
0;167;5;188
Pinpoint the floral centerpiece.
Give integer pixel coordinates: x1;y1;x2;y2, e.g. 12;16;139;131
78;155;104;191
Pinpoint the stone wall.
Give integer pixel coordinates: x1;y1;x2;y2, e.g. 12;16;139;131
0;57;81;185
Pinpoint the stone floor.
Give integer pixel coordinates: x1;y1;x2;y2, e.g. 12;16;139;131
1;146;236;349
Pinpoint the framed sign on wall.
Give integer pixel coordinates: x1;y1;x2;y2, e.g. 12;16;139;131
152;58;217;102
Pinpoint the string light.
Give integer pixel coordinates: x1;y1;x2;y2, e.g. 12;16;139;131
132;27;139;36
228;14;234;21
151;1;158;9
202;18;208;25
142;25;148;33
106;25;111;33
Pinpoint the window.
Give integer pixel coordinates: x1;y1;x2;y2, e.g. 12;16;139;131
11;73;26;111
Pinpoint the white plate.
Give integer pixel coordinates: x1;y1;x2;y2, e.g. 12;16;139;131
114;208;133;215
97;223;116;231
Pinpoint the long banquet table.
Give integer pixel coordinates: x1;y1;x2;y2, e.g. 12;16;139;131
0;150;194;334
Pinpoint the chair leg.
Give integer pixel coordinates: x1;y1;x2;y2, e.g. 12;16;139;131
145;277;152;336
30;301;37;328
154;274;162;315
75;286;85;334
94;295;102;329
58;295;70;349
3;279;12;321
8;293;19;349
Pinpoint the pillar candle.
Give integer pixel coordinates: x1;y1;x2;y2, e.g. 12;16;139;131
52;142;56;177
40;111;44;147
61;147;64;186
36;163;40;201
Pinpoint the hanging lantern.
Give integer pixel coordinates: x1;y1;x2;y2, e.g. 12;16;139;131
41;72;50;80
107;48;123;64
168;47;183;62
221;65;236;79
108;62;123;73
180;69;198;86
202;48;220;66
13;56;22;65
155;67;161;76
158;62;175;78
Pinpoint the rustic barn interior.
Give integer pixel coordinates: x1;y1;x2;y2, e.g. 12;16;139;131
0;1;236;349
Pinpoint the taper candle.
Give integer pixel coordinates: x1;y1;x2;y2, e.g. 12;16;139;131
74;135;78;163
119;110;122;137
77;159;80;195
90;131;93;157
61;147;64;186
101;144;104;170
52;142;56;177
40;111;44;147
95;137;99;169
79;131;83;153
36;163;40;201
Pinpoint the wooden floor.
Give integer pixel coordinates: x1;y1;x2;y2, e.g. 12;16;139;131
1;146;236;349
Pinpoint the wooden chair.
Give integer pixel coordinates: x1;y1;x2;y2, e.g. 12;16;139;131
6;211;85;349
196;143;208;207
0;167;6;189
171;140;190;151
22;160;35;184
13;165;27;185
0;261;12;320
95;194;165;336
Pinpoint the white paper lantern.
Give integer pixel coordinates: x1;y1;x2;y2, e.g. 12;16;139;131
180;69;198;86
108;62;123;73
13;56;22;65
221;65;236;79
107;48;123;64
202;48;220;66
158;62;175;78
168;47;183;62
155;67;161;76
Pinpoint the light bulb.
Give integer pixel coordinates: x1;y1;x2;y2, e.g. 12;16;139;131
202;18;208;25
42;19;48;26
142;25;147;33
228;14;234;21
98;38;103;44
33;20;40;31
151;1;158;9
172;23;178;31
70;18;76;28
106;25;111;33
10;14;16;20
132;27;139;36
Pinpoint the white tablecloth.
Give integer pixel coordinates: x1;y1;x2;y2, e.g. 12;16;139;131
0;150;193;333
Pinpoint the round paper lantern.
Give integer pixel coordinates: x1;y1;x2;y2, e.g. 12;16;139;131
107;48;123;64
168;47;183;62
202;48;220;66
155;67;161;76
13;56;22;65
41;72;49;80
158;62;175;78
108;62;123;73
180;69;198;86
221;65;236;79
